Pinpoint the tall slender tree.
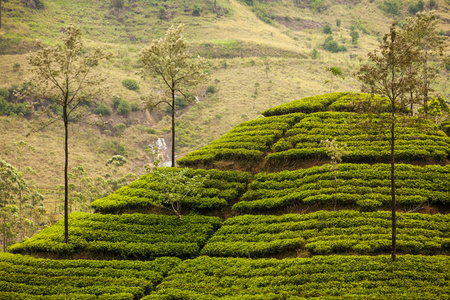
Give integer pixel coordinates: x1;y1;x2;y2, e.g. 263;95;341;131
26;24;110;243
139;24;209;167
357;23;420;261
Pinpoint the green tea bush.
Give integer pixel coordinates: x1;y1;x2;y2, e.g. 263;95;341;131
0;253;180;299
143;255;450;299
8;213;221;259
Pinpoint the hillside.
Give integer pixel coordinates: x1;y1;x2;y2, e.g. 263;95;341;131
3;92;449;299
0;1;449;298
0;0;449;210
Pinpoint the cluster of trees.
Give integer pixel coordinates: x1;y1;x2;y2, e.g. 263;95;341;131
15;23;209;244
0;158;45;252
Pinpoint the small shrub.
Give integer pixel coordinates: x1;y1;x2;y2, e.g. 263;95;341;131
95;103;112;116
131;102;140;112
117;100;131;115
13;63;21;70
336;19;341;27
112;95;122;108
311;49;320;59
408;0;424;15
323;36;347;53
350;29;359;44
323;24;332;34
35;0;44;9
175;97;187;109
207;85;216;94
0;88;9;99
192;5;201;16
244;0;254;5
381;0;402;15
122;79;139;91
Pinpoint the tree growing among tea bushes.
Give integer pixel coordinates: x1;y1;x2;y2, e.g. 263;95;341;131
26;24;110;243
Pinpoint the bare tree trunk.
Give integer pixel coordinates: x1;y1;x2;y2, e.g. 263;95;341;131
390;111;396;261
64;106;69;243
334;169;337;211
171;89;175;167
422;52;428;114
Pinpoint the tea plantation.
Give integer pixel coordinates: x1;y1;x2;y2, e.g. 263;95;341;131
3;93;449;299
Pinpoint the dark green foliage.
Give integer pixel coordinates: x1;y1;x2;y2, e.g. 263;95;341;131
143;255;450;299
408;0;424;15
112;95;122;108
95;103;112;116
192;5;201;16
323;36;347;53
244;0;254;5
336;19;341;27
323;24;332;34
0;253;179;299
381;0;402;15
35;0;44;9
350;28;359;44
8;213;221;259
0;97;32;117
117;100;131;115
0;88;9;99
206;85;216;94
121;79;139;91
429;0;436;8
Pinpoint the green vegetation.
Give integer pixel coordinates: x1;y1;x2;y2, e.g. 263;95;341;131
144;255;449;299
323;36;347;53
202;211;449;257
234;164;450;212
140;24;209;167
177;113;304;167
95;103;112;116
8;213;221;259
0;253;180;299
122;79;140;91
91;168;251;214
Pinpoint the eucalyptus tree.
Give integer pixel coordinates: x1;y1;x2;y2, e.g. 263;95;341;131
26;24;110;243
356;23;420;261
139;24;210;167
